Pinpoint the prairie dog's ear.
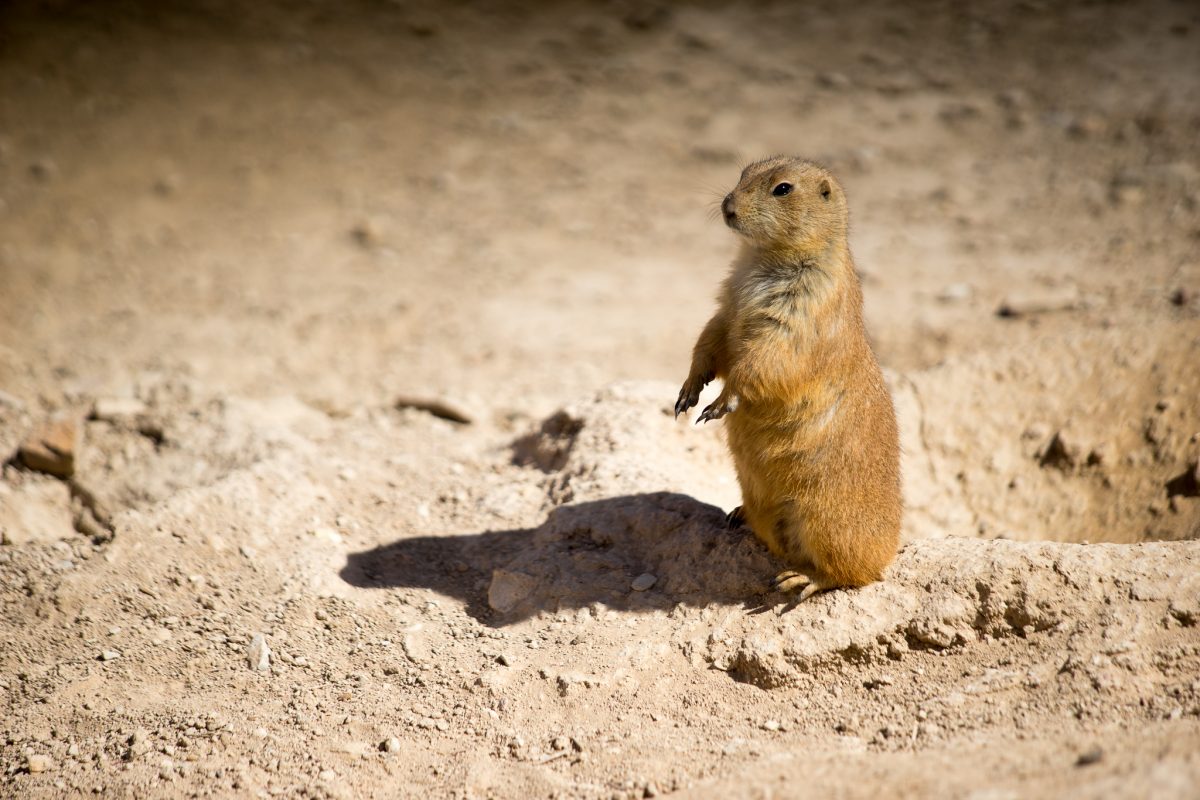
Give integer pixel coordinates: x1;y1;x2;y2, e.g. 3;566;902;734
819;178;832;200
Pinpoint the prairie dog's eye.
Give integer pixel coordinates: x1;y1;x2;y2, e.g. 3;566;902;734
772;182;793;197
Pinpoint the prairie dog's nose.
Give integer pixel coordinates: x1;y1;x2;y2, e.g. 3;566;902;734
722;193;736;223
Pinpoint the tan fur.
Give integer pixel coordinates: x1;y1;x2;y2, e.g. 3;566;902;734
676;156;901;597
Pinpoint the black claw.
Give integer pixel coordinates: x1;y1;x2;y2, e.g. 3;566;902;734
725;506;745;529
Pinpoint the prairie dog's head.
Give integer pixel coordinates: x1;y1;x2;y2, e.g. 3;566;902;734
721;157;848;253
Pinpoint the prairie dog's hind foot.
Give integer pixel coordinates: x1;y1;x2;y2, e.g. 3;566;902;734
771;571;835;606
770;570;810;594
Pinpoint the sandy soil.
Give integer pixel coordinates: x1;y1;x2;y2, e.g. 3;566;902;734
2;1;1199;797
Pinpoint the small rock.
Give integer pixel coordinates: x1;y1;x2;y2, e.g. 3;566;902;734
91;397;147;422
382;737;402;754
394;395;473;425
98;650;121;662
128;728;151;758
18;416;80;478
487;569;538;614
247;633;271;671
551;736;569;751
937;283;972;303
997;286;1081;318
816;71;851;89
761;720;781;731
350;218;384;248
29;159;56;181
1066;113;1106;139
631;573;657;592
318;769;337;782
1170;287;1192;307
1076;747;1104;766
26;754;52;773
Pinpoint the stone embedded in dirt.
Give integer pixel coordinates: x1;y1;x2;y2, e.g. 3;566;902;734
26;754;52;773
98;650;121;661
1170;287;1192;306
816;71;851;89
128;729;151;758
631;573;657;592
1109;171;1146;207
394;395;472;425
382;737;401;754
350;219;382;248
1066;113;1107;139
18;416;80;478
487;569;539;614
1076;747;1104;766
91;397;148;422
937;283;972;303
247;634;271;671
997;286;1081;318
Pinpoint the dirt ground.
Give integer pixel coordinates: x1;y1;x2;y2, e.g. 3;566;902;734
2;0;1199;797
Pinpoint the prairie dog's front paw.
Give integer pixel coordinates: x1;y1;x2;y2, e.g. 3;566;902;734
675;371;714;418
696;392;738;424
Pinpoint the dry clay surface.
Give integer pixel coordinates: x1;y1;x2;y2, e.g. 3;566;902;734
2;373;1199;798
2;1;1200;798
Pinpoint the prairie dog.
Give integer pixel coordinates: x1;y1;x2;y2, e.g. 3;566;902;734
675;156;901;602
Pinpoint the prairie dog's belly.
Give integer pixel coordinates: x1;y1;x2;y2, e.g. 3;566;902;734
724;392;844;486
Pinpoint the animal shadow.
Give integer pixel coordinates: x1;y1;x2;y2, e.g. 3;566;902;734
340;491;776;625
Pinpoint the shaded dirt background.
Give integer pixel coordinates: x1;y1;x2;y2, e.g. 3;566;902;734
1;1;1199;797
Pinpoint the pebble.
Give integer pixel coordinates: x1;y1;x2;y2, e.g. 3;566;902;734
318;769;337;782
350;219;383;248
91;397;147;422
129;729;152;758
394;395;473;425
487;569;537;613
1076;747;1104;766
382;737;402;754
18;416;80;478
816;71;851;89
761;720;781;731
98;650;121;662
997;286;1081;318
937;283;972;303
247;633;271;671
26;754;51;773
631;573;657;592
